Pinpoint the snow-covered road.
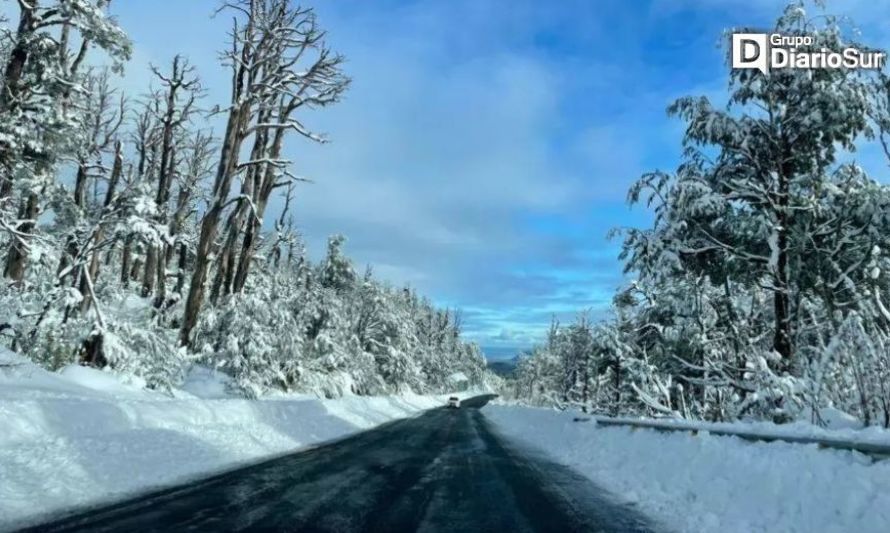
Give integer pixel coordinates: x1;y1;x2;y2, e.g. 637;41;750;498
483;405;890;533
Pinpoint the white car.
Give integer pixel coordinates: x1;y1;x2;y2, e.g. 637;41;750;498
447;396;461;408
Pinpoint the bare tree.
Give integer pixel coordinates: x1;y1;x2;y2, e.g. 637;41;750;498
57;69;126;283
120;101;160;286
139;55;201;308
78;139;125;313
231;40;349;294
179;0;348;345
168;131;214;302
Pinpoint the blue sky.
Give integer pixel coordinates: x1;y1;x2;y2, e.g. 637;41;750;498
101;0;889;359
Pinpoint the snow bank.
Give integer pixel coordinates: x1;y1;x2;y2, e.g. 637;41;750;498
0;353;454;530
483;405;890;533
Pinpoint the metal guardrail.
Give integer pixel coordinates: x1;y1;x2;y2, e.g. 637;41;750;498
580;416;890;460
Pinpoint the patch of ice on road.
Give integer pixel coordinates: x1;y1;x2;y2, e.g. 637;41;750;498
483;405;890;533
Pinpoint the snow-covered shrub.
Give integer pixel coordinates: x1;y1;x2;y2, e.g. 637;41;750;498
194;288;304;398
807;313;890;427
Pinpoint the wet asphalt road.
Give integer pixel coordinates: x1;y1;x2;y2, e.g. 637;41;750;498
23;395;661;533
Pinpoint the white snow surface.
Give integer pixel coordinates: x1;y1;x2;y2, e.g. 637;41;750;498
0;350;466;530
483;404;890;533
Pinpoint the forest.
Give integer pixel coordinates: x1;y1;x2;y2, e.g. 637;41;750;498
506;4;890;428
0;0;489;398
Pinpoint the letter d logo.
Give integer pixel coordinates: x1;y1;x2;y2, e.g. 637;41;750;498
732;33;768;74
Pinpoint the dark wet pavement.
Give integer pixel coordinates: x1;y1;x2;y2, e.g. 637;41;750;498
22;395;662;532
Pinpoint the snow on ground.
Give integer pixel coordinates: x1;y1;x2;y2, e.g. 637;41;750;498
591;408;890;448
0;349;465;530
483;404;890;533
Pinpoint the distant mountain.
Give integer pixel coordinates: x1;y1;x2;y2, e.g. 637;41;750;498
487;357;520;377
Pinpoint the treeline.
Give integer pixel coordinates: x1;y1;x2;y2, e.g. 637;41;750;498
0;0;488;396
506;3;890;427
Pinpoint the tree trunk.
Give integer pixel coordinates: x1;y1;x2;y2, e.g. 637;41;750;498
73;163;88;208
120;234;133;286
80;142;123;314
153;250;167;310
3;192;39;281
180;102;249;346
210;209;244;302
773;162;793;363
174;242;188;297
80;330;107;368
232;215;260;293
232;125;284;293
130;256;142;283
0;5;36;199
141;245;157;297
181;205;221;345
212;111;269;300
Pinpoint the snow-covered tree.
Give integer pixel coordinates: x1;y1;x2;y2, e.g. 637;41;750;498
1;0;131;281
0;2;490;398
508;1;890;428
